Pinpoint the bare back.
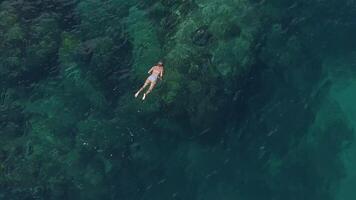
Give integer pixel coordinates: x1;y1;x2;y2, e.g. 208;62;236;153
150;65;164;78
151;66;163;75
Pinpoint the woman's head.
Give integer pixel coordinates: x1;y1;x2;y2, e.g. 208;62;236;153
158;61;164;66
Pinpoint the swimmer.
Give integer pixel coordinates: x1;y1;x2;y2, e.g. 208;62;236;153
135;61;164;100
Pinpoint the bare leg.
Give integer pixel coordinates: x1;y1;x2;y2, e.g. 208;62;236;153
142;81;156;100
135;79;150;98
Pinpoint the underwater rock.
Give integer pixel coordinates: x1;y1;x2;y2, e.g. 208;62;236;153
160;13;180;31
0;0;355;199
224;23;241;39
0;105;25;137
191;25;212;46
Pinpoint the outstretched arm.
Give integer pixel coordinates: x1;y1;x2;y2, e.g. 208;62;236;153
160;68;164;79
148;67;154;74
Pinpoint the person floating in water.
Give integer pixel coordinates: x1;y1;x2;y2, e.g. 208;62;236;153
135;61;164;100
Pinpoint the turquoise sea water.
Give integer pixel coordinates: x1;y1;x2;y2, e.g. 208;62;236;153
0;0;355;199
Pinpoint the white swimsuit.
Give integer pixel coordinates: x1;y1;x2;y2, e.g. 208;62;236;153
148;74;158;82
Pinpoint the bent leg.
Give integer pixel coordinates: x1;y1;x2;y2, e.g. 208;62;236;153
146;81;156;95
135;79;150;97
142;81;156;100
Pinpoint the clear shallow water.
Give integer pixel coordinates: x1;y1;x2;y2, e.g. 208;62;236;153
0;0;355;199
